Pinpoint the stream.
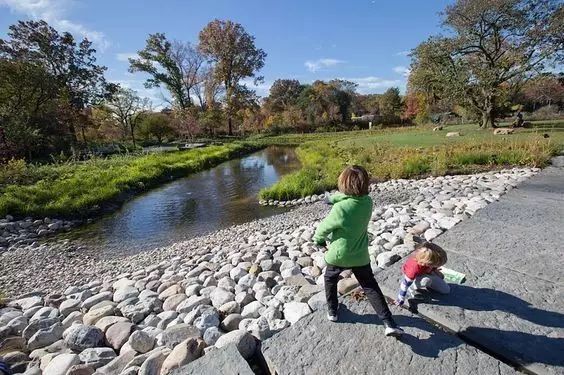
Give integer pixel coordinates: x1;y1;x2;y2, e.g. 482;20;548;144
65;146;300;256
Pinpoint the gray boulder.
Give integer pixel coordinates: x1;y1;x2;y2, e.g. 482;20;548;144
78;347;116;369
63;324;104;351
214;329;256;359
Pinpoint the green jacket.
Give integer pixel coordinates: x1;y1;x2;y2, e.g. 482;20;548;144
313;193;372;268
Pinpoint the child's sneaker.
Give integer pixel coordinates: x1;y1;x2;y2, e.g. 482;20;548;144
383;320;404;337
407;285;426;300
327;312;338;322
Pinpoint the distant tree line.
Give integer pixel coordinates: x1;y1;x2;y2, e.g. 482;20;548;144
1;0;563;161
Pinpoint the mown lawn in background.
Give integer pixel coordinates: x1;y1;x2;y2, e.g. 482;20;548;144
0;143;259;218
259;122;564;201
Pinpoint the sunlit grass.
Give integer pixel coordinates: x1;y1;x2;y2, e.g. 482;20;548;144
259;123;561;200
0;143;259;218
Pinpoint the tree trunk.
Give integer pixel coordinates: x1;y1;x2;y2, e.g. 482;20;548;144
480;94;497;128
130;125;136;147
228;116;233;136
225;80;233;136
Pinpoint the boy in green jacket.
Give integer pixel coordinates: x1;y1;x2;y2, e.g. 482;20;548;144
313;165;403;337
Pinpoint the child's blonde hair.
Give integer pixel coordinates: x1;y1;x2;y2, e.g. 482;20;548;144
415;242;447;267
338;165;369;196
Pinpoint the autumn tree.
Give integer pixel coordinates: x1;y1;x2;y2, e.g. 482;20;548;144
294;80;357;128
409;0;563;128
199;19;266;135
379;87;402;117
139;113;173;144
129;34;205;110
266;79;303;112
192;67;223;111
522;74;564;109
172;108;201;141
105;88;150;146
0;20;113;143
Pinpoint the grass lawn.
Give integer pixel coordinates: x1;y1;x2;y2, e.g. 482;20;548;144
0;143;259;218
259;121;564;201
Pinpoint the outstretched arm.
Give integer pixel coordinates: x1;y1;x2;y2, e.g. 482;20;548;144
313;205;344;246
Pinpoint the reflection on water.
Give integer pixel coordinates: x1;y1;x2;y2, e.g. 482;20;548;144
69;146;300;256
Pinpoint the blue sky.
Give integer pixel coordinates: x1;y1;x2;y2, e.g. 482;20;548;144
0;0;452;106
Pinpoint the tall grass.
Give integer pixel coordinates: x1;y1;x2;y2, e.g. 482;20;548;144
260;135;558;201
0;143;259;218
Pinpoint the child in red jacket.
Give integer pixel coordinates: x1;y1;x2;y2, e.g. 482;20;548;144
395;242;450;306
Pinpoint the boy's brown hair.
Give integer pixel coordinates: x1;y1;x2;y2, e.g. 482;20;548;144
338;165;369;196
415;242;448;267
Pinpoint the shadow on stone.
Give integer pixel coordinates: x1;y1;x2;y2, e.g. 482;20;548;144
335;305;465;359
462;326;564;367
406;284;564;329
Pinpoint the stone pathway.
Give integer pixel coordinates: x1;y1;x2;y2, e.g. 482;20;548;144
377;164;564;375
262;297;515;374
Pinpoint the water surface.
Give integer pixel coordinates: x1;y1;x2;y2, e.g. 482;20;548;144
68;146;299;256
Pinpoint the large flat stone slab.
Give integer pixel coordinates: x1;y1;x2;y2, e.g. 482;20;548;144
430;167;563;282
377;166;564;375
262;297;515;375
170;344;254;375
378;253;564;375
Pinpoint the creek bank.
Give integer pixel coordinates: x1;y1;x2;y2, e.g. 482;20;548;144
0;167;538;374
0;144;281;252
0;217;78;252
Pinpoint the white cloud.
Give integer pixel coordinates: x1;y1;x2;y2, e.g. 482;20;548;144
116;53;137;62
396;50;411;56
393;66;411;77
305;58;344;73
0;0;110;51
240;78;273;97
342;76;403;94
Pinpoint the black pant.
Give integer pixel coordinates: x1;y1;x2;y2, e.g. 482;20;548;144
324;264;393;323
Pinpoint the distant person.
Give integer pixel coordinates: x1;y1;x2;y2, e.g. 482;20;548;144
313;165;404;337
513;111;524;127
395;242;450;307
